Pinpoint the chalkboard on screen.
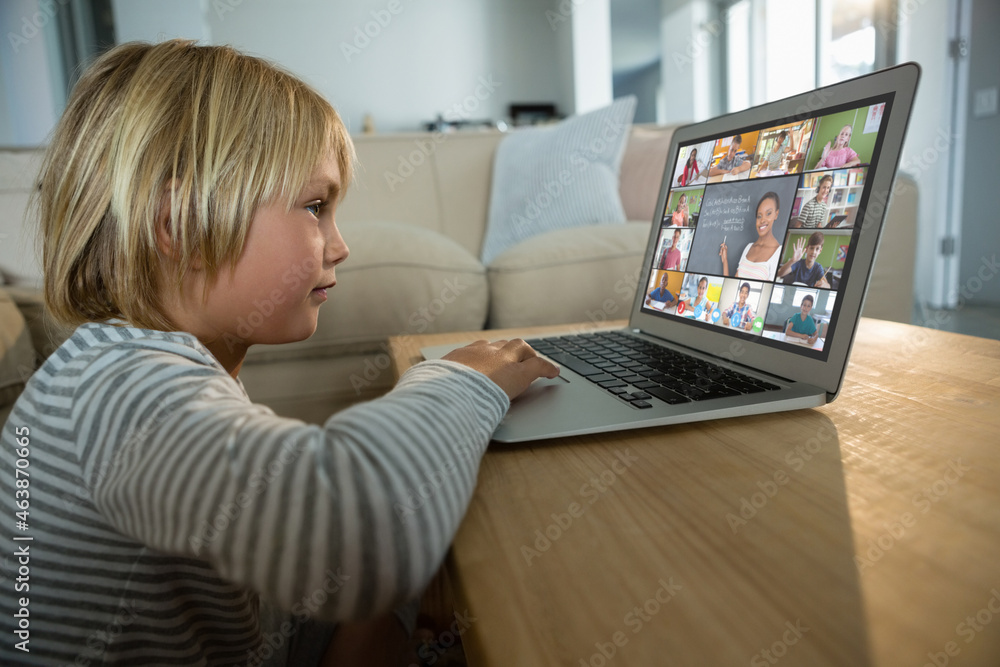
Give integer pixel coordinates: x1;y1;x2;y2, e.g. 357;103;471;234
685;175;800;278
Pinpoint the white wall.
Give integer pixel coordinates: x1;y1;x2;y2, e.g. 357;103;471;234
111;0;578;133
111;0;209;43
659;0;716;124
2;0;619;142
568;0;613;114
0;0;63;146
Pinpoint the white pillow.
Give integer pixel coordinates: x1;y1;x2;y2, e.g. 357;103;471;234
480;96;637;266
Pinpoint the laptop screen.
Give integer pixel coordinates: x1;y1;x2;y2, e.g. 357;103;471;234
639;95;894;360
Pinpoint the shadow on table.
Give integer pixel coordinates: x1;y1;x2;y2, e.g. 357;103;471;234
470;409;871;666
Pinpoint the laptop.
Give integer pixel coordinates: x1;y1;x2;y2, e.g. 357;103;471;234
423;63;920;443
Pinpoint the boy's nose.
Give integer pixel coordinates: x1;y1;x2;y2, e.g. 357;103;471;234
325;225;349;267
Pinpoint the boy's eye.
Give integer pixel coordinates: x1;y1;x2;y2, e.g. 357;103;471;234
305;201;323;217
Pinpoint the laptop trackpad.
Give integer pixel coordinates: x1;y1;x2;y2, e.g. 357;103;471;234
532;374;570;388
513;374;569;401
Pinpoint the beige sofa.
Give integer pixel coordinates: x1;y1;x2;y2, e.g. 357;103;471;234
0;126;917;425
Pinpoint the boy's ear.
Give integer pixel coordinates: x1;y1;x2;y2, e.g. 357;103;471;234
155;182;203;269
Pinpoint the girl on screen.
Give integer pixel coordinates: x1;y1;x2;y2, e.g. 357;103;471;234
670;193;690;226
677;148;701;186
815;125;861;169
678;276;715;319
719;192;783;282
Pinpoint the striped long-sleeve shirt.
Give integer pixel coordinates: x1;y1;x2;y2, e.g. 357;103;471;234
0;321;508;665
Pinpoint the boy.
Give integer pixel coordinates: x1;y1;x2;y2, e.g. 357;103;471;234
777;232;831;288
0;40;557;666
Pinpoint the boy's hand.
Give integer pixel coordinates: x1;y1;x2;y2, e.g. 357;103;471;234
792;237;806;263
442;339;560;401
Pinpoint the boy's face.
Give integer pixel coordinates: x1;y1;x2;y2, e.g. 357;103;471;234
194;151;349;348
804;243;822;267
818;180;831;200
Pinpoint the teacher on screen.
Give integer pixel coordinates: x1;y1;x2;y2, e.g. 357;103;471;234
719;192;783;282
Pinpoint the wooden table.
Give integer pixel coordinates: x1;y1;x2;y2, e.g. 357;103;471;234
390;318;1000;667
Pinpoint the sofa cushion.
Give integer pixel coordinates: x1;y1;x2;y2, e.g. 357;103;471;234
2;286;72;360
0;286;37;410
245;221;488;364
487;222;652;329
619;125;676;224
479;96;637;266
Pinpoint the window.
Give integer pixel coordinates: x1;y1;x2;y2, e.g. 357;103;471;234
723;0;893;114
823;290;836;314
818;0;877;86
792;288;820;307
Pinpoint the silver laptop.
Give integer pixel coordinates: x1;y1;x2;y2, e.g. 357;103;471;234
423;63;920;443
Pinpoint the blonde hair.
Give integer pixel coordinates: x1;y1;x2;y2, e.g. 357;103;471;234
35;40;354;330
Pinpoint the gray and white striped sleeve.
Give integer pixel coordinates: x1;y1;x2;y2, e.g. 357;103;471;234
80;346;508;623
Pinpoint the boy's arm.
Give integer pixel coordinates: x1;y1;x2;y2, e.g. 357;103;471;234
776;258;796;278
83;348;508;625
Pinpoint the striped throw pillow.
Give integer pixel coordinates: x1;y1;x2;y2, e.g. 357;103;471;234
480;96;637;266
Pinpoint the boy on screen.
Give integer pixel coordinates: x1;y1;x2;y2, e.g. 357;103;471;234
777;232;830;288
708;134;751;177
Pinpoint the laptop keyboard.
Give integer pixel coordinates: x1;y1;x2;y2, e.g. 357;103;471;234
526;331;780;409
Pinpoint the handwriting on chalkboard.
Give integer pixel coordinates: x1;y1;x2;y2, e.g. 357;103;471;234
700;194;753;231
